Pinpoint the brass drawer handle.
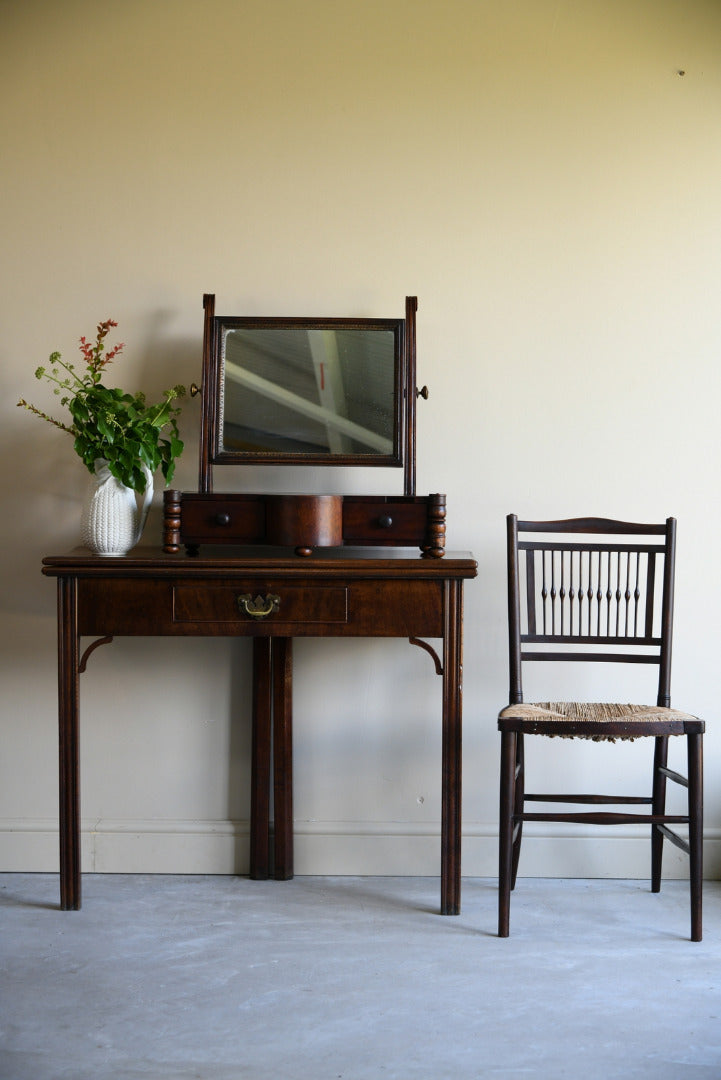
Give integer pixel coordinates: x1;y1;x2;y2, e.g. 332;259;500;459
237;593;281;620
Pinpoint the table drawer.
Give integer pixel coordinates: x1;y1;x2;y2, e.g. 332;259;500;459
75;576;447;637
172;584;349;625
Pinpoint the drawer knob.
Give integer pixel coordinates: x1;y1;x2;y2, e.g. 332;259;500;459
378;515;393;529
237;593;281;620
215;512;231;526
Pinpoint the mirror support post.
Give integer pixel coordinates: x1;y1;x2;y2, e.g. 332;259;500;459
198;293;216;493
404;296;418;496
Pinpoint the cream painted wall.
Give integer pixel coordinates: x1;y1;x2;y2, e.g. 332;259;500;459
2;0;721;880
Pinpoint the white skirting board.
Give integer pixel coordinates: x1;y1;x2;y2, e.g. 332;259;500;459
1;819;719;879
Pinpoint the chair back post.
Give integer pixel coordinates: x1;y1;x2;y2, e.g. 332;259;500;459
657;516;676;708
507;513;523;704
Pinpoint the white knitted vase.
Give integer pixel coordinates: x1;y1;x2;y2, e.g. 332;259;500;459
80;459;153;556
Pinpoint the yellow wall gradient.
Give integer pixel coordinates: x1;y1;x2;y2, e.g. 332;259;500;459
2;0;721;877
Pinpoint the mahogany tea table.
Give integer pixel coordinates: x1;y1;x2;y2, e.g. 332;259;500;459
43;546;477;914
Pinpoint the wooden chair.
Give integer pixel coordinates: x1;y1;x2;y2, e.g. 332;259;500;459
498;515;704;940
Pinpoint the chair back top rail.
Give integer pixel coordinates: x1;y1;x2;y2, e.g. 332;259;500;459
516;517;668;535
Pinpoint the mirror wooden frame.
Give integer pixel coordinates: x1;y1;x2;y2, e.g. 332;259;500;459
197;294;419;496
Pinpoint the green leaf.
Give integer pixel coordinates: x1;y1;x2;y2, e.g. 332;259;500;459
96;414;115;442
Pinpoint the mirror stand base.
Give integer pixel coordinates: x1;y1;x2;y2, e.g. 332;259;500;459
162;491;446;558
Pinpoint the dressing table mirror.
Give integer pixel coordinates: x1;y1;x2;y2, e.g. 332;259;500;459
163;295;446;556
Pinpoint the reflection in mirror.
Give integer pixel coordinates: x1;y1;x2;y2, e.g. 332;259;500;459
220;327;396;456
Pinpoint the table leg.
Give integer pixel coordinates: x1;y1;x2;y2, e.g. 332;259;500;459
250;637;293;881
250;638;272;879
441;580;463;915
272;638;293;880
58;577;81;910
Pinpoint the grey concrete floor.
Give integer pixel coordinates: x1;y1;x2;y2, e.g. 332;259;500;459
1;874;720;1080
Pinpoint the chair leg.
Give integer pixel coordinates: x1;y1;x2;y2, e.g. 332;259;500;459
687;732;703;942
511;733;524;890
499;730;517;937
651;736;668;892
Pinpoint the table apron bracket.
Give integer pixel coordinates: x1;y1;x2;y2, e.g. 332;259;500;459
79;635;114;673
408;636;443;675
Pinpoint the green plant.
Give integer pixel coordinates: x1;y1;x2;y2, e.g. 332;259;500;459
18;319;186;492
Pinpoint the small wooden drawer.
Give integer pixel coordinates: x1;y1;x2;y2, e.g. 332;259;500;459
172;584;349;625
175;495;266;544
342;497;431;544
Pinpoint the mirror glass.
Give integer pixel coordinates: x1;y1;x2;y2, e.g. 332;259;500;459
214;320;404;465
